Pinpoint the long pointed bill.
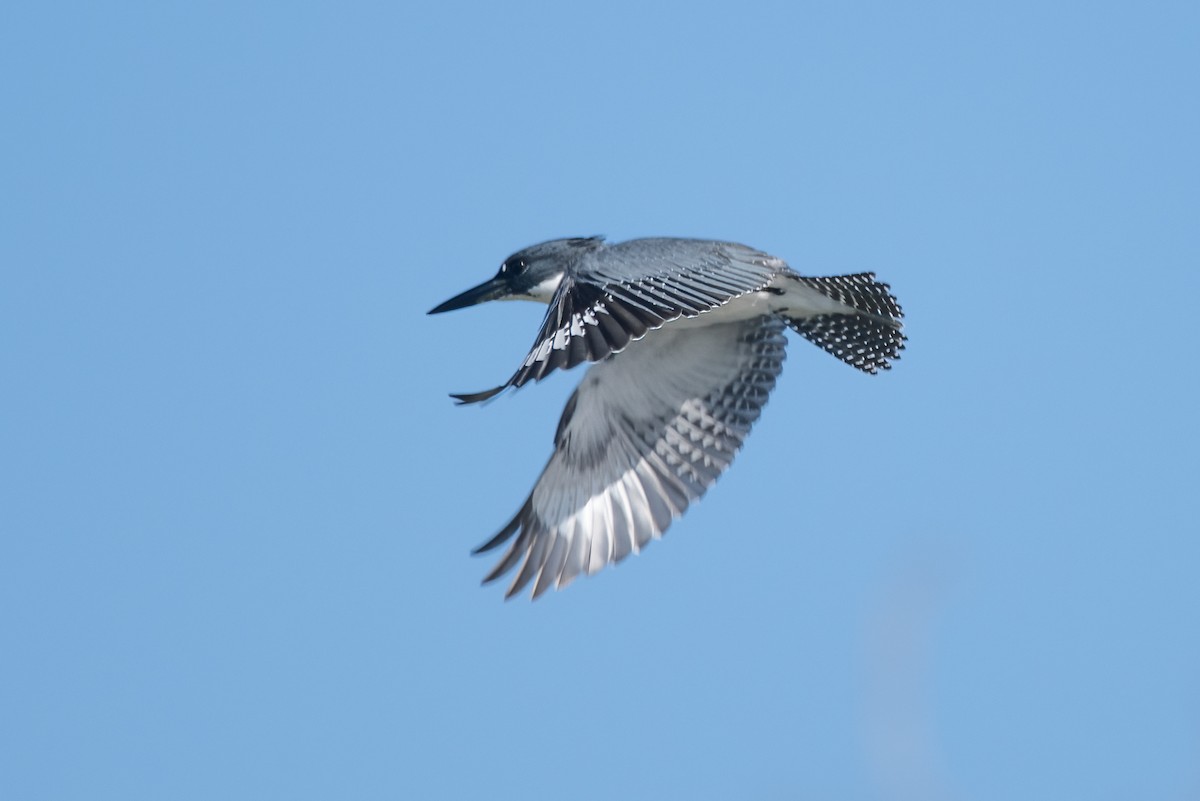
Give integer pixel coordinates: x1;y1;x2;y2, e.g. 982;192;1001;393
427;276;509;314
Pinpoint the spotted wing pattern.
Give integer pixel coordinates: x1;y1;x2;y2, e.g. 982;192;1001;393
785;273;906;374
473;315;788;599
452;240;785;404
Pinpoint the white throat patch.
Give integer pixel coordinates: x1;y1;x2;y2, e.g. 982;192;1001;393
509;274;564;303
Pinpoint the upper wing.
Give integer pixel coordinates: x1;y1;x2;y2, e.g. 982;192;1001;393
474;315;789;599
451;240;785;404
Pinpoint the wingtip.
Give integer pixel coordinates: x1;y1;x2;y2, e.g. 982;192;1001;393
480;572;520;601
473;505;524;555
450;385;506;405
471;539;502;557
480;575;520;602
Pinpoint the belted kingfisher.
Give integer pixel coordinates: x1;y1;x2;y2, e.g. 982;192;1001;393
429;237;905;599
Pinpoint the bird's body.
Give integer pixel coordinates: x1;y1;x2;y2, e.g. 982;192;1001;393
429;237;905;599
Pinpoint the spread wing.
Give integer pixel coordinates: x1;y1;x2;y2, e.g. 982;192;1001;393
474;315;789;599
451;240;785;404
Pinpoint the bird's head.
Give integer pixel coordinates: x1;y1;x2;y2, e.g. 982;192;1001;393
428;237;603;314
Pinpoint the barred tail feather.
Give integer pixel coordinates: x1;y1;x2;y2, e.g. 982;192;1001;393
786;273;906;374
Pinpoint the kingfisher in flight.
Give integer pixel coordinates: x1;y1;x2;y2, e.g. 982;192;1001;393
429;237;905;599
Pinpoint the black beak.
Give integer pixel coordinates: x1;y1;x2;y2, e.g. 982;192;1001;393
427;276;509;315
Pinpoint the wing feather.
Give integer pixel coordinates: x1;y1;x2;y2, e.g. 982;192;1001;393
475;315;788;599
454;240;785;405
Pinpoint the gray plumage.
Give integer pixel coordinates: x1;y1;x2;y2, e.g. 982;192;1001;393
429;237;905;599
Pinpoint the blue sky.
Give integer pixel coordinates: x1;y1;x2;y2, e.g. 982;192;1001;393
3;1;1198;799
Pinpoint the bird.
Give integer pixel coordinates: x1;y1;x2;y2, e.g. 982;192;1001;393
428;236;905;599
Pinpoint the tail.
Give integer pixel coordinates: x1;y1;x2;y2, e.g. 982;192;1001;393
782;273;905;374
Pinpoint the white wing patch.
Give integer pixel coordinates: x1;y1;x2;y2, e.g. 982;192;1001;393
541;307;603;362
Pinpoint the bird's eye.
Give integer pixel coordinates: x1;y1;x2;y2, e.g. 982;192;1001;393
501;259;527;276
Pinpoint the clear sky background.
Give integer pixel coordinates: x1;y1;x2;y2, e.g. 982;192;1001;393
3;2;1198;799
